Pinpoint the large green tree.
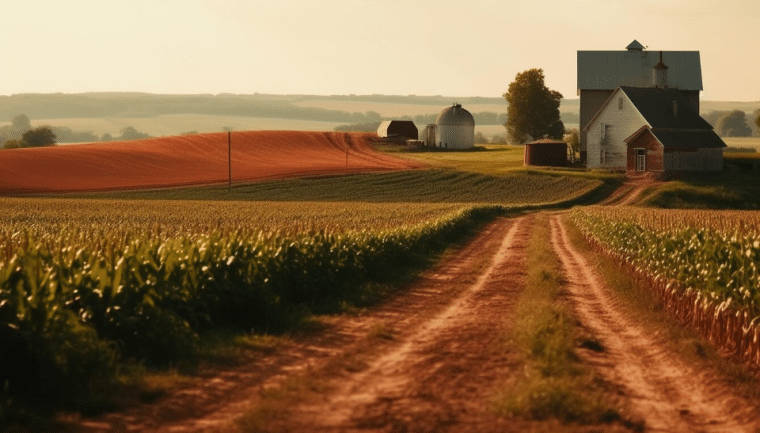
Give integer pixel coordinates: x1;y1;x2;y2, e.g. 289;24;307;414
503;68;564;144
755;111;760;134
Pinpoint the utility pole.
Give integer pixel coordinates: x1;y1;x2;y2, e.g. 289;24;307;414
228;131;231;191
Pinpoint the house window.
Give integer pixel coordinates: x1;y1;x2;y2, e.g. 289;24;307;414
600;123;606;139
600;149;606;165
618;98;623;110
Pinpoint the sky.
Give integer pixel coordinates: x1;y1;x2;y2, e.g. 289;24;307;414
1;0;758;101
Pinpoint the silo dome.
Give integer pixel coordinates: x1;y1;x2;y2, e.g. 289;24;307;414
434;104;475;149
436;104;475;126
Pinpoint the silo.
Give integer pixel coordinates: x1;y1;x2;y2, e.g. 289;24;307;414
435;104;475;149
419;124;437;147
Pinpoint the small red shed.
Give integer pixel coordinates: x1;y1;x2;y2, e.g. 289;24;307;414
524;139;567;167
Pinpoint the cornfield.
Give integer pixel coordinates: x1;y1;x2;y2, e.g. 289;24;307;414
0;197;508;405
569;207;760;365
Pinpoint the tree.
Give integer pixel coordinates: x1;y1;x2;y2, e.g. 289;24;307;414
564;128;580;163
474;131;488;144
490;134;507;144
21;126;56;147
503;68;564;144
119;126;151;140
11;114;31;132
2;139;22;149
101;133;113;142
754;111;760;135
715;110;752;137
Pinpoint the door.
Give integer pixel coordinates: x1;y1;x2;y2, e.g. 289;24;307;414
636;149;646;172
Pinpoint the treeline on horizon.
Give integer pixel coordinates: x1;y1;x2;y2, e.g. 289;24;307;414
0;93;567;125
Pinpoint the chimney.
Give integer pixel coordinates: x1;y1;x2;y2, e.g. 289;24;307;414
652;51;668;88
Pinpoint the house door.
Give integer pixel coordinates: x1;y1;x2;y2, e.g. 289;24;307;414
636;149;646;171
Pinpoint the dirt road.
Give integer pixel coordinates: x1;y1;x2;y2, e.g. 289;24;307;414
550;213;759;432
73;212;760;432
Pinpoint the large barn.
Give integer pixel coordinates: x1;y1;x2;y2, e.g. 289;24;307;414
584;86;725;177
577;40;703;164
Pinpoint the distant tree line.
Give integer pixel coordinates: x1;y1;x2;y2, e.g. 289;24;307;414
702;109;759;137
1;114;153;149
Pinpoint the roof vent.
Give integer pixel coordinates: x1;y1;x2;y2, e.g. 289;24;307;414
626;40;645;51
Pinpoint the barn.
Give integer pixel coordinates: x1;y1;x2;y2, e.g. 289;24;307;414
577;40;703;164
377;120;418;141
584;85;725;177
524;139;567;167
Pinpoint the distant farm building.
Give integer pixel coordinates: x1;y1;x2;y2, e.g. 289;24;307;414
419;124;437;147
585;86;725;178
377;120;418;141
524;139;567;167
577;40;703;164
434;104;475;149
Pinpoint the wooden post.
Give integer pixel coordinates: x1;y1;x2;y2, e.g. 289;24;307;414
228;131;231;191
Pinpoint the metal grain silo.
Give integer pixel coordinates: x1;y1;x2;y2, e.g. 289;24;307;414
419;124;436;147
435;104;475;149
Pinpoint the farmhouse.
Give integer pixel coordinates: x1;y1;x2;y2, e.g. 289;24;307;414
377;120;418;141
577;40;703;164
434;104;475;149
524;139;567;167
585;86;725;176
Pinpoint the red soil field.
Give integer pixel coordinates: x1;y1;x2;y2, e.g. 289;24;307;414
0;131;422;194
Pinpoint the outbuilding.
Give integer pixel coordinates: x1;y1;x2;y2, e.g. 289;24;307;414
377;120;418;141
524;139;568;167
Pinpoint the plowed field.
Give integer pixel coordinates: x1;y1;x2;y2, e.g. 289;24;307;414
0;131;421;193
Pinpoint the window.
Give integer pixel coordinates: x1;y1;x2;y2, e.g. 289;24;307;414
618;98;623;110
600;149;606;165
600;123;606;139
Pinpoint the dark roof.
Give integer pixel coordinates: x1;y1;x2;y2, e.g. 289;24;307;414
436;104;475;126
525;139;566;145
650;128;726;148
619;86;712;129
626;40;645;50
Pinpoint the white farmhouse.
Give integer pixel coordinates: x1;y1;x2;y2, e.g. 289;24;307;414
577;40;703;164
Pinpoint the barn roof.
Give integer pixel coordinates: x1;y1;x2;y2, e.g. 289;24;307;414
625;126;726;148
620;86;712;129
577;49;702;92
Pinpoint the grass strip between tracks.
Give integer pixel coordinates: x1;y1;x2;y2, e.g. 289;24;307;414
493;213;629;426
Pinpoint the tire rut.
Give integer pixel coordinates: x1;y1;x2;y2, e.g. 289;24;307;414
272;215;532;432
549;213;759;432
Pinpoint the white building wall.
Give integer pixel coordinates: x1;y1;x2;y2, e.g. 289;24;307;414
586;90;649;169
436;125;474;149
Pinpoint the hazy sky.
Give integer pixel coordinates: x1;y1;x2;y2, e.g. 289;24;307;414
1;0;758;101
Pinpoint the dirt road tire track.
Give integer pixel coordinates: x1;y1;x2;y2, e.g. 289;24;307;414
269;215;531;432
550;213;759;432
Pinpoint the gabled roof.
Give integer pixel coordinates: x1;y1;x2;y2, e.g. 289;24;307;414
626;40;645;50
619;86;712;129
625;126;726;148
577;50;702;91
